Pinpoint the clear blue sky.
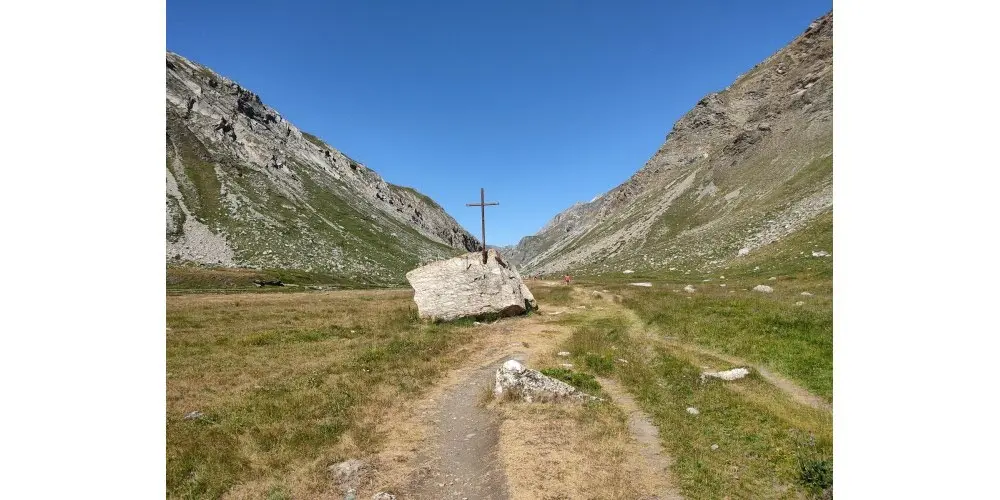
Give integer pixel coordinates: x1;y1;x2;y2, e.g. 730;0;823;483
167;0;831;246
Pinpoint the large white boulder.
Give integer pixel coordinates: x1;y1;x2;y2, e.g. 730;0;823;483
405;249;537;321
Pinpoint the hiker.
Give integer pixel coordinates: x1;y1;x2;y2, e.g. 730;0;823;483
564;274;571;285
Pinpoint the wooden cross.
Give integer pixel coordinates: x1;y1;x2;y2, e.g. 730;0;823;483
466;187;499;262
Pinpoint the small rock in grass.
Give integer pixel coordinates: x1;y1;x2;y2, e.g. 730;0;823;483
769;276;777;281
623;269;634;274
811;250;831;257
557;351;571;357
560;363;574;368
711;444;719;451
183;410;204;420
630;282;653;287
372;493;396;500
684;285;697;293
720;284;727;287
795;301;805;306
701;367;750;381
617;358;629;364
800;291;813;296
494;359;594;402
753;285;773;293
686;407;700;415
738;247;750;256
329;459;369;491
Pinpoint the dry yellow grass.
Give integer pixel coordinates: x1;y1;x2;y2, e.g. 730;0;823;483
166;289;478;499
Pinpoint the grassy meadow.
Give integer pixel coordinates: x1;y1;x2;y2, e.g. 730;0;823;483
166;289;479;498
167;228;832;499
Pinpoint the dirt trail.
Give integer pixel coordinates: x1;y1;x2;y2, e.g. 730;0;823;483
598;376;684;500
370;284;688;498
406;352;526;499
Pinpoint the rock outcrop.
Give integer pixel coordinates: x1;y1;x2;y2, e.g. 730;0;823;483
493;360;592;403
406;249;537;321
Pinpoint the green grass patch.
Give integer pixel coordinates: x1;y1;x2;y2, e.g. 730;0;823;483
540;367;602;394
556;309;833;499
621;287;832;400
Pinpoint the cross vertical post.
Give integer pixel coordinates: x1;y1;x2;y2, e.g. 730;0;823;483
466;187;499;263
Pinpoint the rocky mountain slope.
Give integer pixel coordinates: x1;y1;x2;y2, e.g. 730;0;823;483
508;12;833;276
166;52;479;284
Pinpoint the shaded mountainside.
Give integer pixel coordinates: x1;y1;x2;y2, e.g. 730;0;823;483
508;12;833;276
166;53;479;284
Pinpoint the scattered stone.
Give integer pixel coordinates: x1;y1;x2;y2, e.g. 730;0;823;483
711;444;720;451
701;367;750;381
494;359;594;403
623;269;634;274
560;363;574;368
473;321;481;326
811;250;831;257
183;410;204;420
738;247;750;257
557;351;571;357
329;459;369;492
800;291;813;296
684;285;697;293
719;275;725;279
617;358;629;364
720;284;727;287
686;407;700;415
405;249;536;321
630;282;653;287
372;493;396;500
753;284;774;293
795;301;805;306
669;267;677;271
769;276;777;281
753;266;760;271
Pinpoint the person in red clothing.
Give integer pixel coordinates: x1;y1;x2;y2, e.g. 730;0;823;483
563;274;571;285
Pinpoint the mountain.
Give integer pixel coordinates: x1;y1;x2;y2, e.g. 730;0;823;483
166;52;479;284
508;12;833;275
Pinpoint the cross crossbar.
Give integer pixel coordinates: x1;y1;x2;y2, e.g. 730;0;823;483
466;187;498;262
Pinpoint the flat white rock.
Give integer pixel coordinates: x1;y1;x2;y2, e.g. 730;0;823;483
701;367;750;381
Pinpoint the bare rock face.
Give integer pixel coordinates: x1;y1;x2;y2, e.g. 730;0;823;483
493;360;592;403
406;249;537;321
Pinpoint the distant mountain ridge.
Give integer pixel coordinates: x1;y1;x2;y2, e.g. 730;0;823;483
507;12;833;275
166;52;479;284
